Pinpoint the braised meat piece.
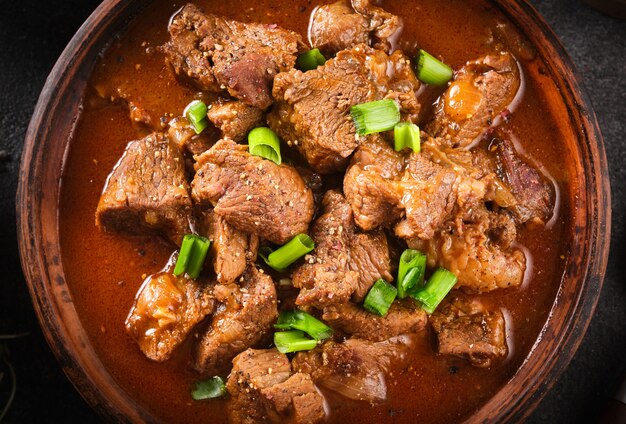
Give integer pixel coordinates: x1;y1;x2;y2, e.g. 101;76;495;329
193;266;277;375
200;210;259;285
191;139;315;245
322;301;427;341
430;296;507;367
227;348;325;424
410;206;526;292
292;190;392;308
167;116;216;156
310;0;401;56
125;262;214;362
207;100;264;142
96;133;192;245
162;4;302;109
344;137;487;240
292;338;410;403
269;45;420;173
427;52;521;148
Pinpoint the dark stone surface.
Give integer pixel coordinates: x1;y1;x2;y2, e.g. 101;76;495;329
0;0;623;423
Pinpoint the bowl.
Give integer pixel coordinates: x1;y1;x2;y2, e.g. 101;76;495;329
16;0;611;422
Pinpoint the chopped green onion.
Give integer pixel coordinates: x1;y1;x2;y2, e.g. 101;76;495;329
394;122;421;153
248;127;282;165
274;310;332;341
415;49;453;86
274;330;318;354
350;99;400;135
412;268;457;314
297;48;327;71
397;249;427;299
173;234;211;279
184;100;209;134
363;279;398;316
191;376;227;400
259;234;315;272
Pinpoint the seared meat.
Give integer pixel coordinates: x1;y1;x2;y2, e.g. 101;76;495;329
344;137;486;240
292;338;410;403
163;3;303;109
427;52;521;148
310;0;401;56
410;206;526;292
167;116;216;156
269;44;420;173
322;301;427;341
227;348;325;424
125;262;214;362
191;139;315;245
207;100;265;142
292;190;392;308
430;296;507;367
193;266;277;375
96;133;192;245
200;209;259;285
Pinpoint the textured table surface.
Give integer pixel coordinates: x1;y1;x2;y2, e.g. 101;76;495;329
0;1;624;422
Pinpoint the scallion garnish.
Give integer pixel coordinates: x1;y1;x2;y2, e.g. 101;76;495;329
173;234;211;279
274;330;318;354
363;279;398;316
394;122;421;153
415;49;453;86
297;48;327;71
248;127;282;165
274;310;332;341
191;376;227;400
350;99;400;135
259;234;315;272
411;268;457;314
184;100;209;134
397;249;427;299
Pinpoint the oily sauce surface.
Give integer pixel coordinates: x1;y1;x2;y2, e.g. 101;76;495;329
59;1;576;422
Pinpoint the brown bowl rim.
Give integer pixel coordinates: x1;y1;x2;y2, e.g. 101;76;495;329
16;0;611;422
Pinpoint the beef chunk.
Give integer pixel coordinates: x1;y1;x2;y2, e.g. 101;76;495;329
322;300;427;341
191;139;314;245
96;133;192;245
200;209;259;285
162;4;302;109
292;338;409;403
430;296;507;367
167;116;216;156
292;190;392;308
207;100;265;142
344;137;487;240
193;266;277;375
227;348;325;424
495;138;554;224
269;45;420;173
310;0;401;56
410;206;526;292
125;262;214;362
427;52;521;148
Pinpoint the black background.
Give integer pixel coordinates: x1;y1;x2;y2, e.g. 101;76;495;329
0;0;624;422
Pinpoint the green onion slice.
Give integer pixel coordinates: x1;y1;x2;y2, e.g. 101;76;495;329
297;48;327;71
397;249;427;299
363;279;398;316
415;49;453;86
274;310;332;341
191;376;227;400
411;268;458;314
248;127;282;165
173;234;211;279
274;330;318;354
184;100;209;134
394;122;421;153
259;234;315;272
350;99;400;135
